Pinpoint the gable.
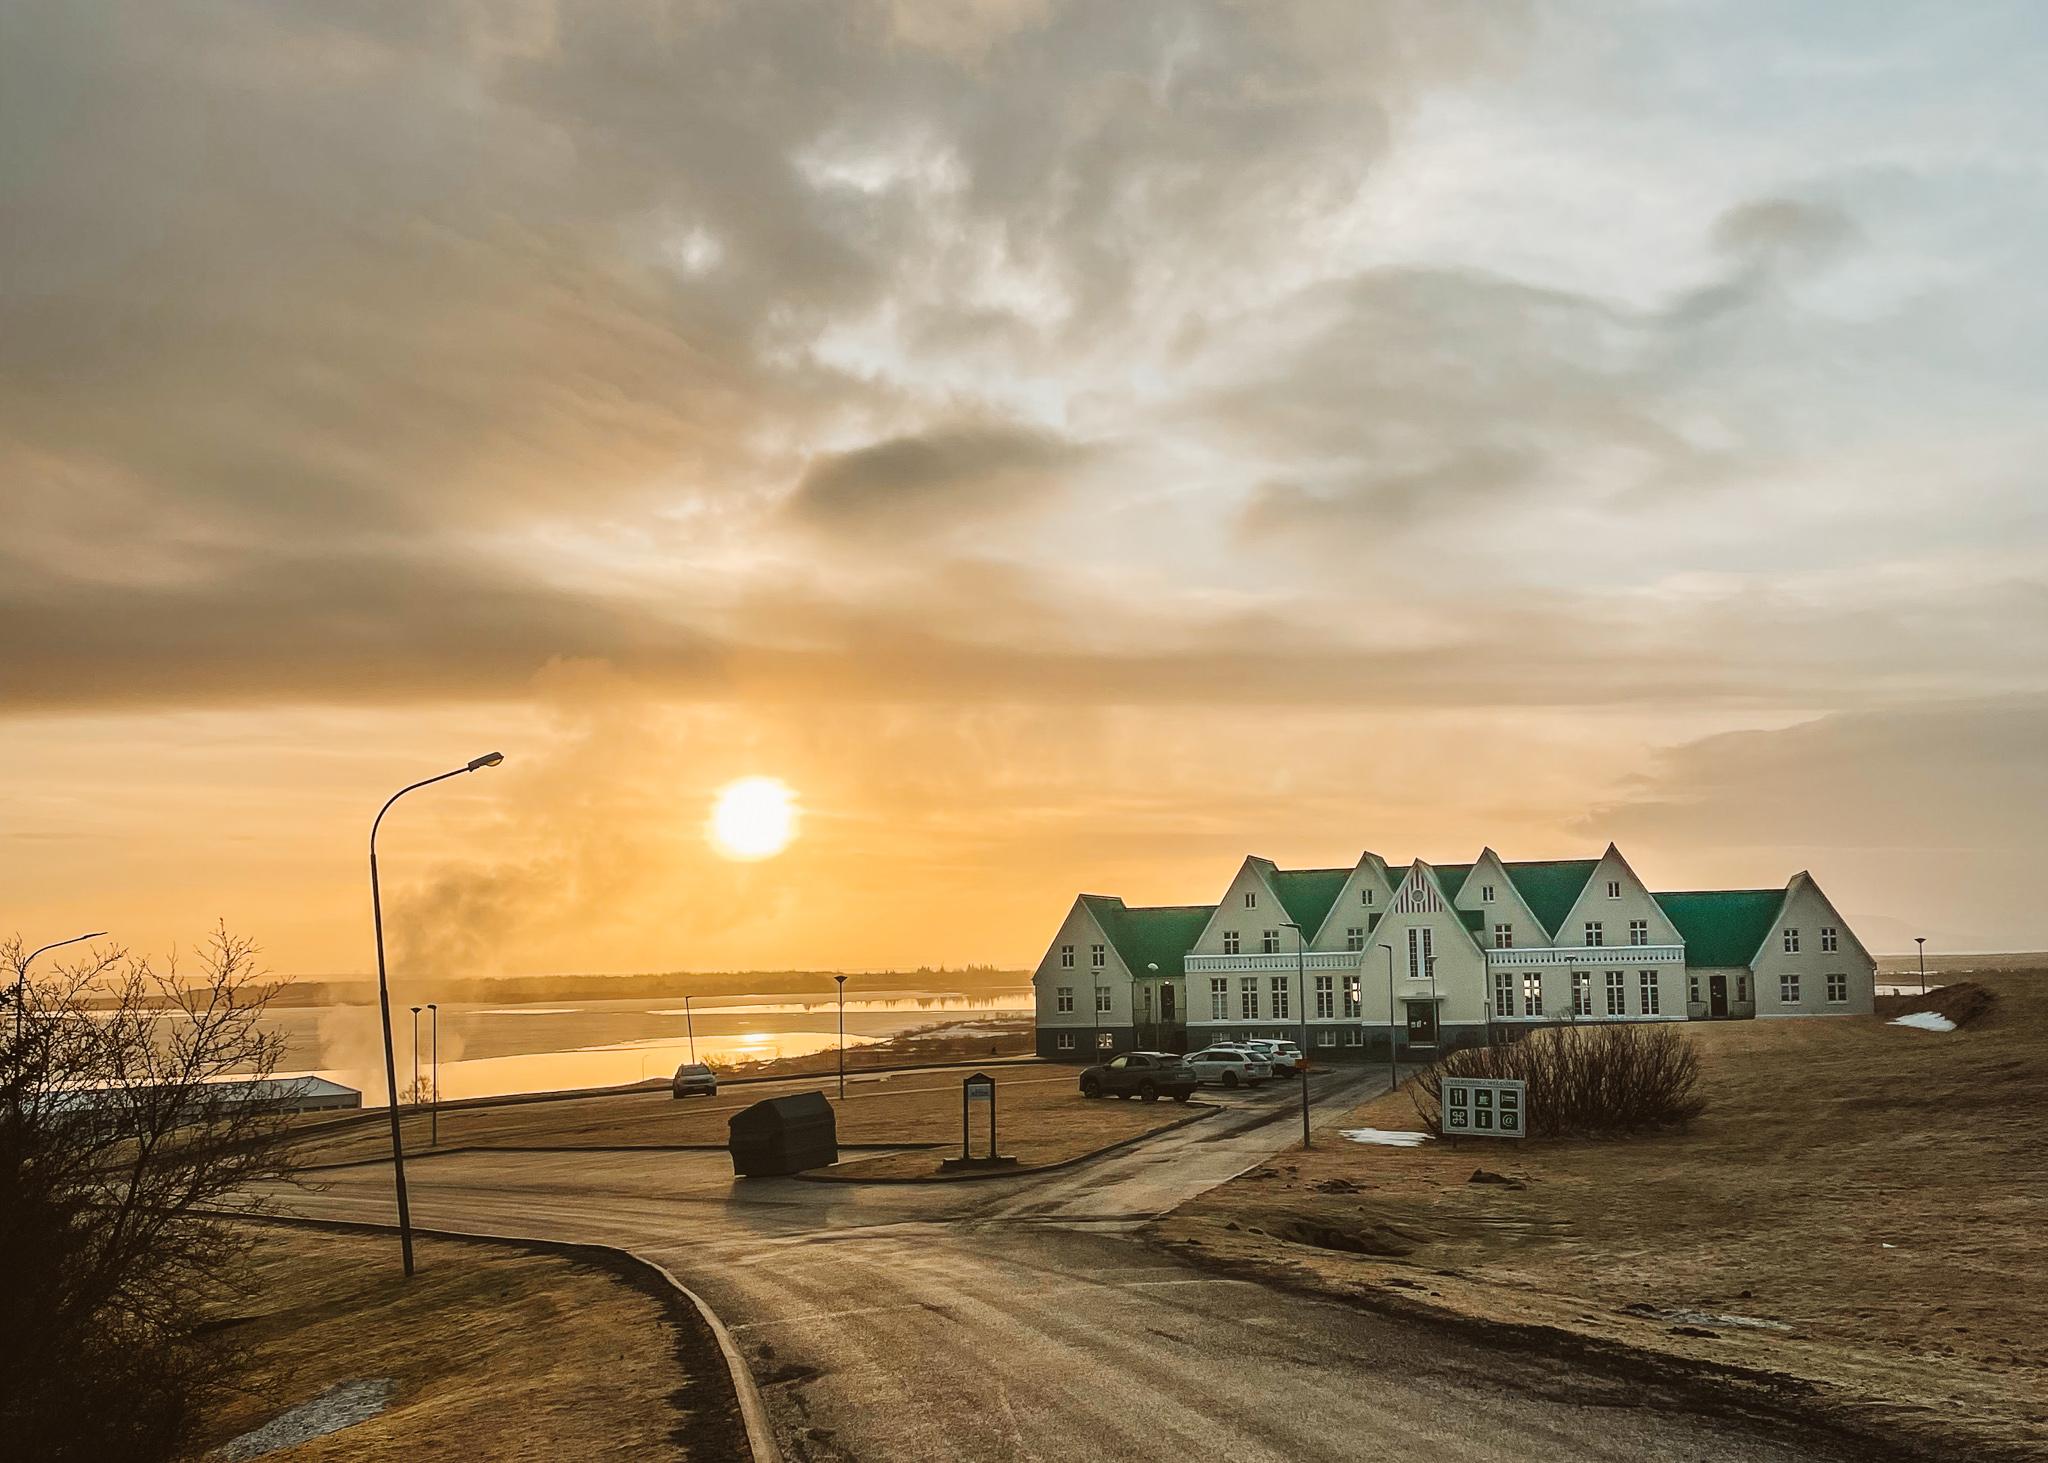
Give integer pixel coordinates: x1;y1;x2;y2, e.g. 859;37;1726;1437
1189;857;1290;956
1654;888;1785;968
1502;858;1601;936
1555;845;1683;948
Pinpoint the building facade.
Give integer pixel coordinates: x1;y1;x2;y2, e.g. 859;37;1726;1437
1032;844;1876;1062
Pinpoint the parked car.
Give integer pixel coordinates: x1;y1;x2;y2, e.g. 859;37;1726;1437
1245;1039;1306;1074
671;1062;719;1098
1078;1051;1199;1103
1185;1047;1274;1088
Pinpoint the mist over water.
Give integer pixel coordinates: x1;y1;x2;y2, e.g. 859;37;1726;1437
262;988;1032;1103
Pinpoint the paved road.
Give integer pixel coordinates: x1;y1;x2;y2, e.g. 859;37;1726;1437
280;1071;1855;1462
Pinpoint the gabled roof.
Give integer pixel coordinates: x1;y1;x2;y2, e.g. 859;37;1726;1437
1431;863;1474;899
1266;866;1349;936
1502;858;1602;936
1080;896;1216;978
1653;889;1785;968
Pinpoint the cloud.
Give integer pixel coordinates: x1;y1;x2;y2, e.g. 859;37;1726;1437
785;421;1090;538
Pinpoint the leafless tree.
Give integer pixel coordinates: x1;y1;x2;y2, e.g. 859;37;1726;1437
1411;1021;1707;1139
1;925;300;1461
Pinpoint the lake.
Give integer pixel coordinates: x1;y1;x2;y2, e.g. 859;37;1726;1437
266;987;1034;1103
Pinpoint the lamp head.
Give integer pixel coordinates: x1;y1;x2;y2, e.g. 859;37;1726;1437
467;751;505;771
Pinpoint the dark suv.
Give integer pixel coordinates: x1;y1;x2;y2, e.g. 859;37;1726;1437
1078;1051;1199;1103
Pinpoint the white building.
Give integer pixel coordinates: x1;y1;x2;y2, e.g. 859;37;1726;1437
1032;844;1875;1062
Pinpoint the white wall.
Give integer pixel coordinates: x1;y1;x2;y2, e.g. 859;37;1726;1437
1751;877;1877;1017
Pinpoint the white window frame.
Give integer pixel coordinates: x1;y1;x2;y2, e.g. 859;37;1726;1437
1821;927;1839;953
1343;976;1362;1018
1316;1027;1338;1048
1243;891;1257;909
1605;969;1626;1016
1096;1032;1114;1051
1407;926;1433;978
1361;887;1375;906
1521;971;1542;1018
1269;976;1291;1021
1091;943;1106;968
1239;978;1260;1021
1780;973;1800;1003
1494;923;1513;950
1585;921;1604;947
1572;970;1592;1017
1639;969;1660;1016
1493;970;1515;1018
1056;1031;1075;1050
1345;926;1365;952
1223;930;1241;956
1095;985;1112;1013
1481;883;1495;903
1055;986;1074;1013
1261;929;1281;955
1343;1027;1364;1046
1209;977;1228;1020
1059;944;1074;969
1628;919;1648;946
1783;927;1800;954
1688;973;1701;1005
1314;974;1335;1020
1607;880;1622;899
1826;972;1848;1004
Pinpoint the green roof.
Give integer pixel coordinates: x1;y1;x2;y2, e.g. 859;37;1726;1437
1430;863;1474;899
1457;908;1485;933
1080;896;1215;978
1267;867;1349;936
1655;889;1785;968
1503;859;1602;936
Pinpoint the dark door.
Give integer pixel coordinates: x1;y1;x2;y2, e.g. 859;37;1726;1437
1709;974;1728;1018
1404;1001;1439;1046
1159;983;1176;1022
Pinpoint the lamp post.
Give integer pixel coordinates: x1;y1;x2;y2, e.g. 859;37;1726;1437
1378;943;1397;1092
410;1006;423;1105
1281;922;1311;1148
1916;936;1927;996
1145;962;1160;1049
1092;960;1103;1059
370;751;504;1278
834;975;847;1100
11;930;106;1039
1426;953;1439;1050
427;1002;439;1148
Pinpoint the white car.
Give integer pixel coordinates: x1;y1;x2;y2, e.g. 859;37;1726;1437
1186;1047;1274;1089
1244;1039;1305;1074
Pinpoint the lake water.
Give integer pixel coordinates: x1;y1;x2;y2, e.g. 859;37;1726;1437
266;988;1033;1103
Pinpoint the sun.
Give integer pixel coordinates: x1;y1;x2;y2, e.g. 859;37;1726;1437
708;777;798;861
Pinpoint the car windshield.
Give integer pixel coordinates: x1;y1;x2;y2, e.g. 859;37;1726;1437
677;1064;711;1076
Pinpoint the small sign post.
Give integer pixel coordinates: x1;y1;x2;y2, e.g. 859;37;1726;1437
1441;1077;1527;1139
962;1071;996;1160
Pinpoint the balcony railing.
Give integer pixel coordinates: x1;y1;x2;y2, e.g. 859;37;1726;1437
1183;951;1362;974
1483;944;1684;968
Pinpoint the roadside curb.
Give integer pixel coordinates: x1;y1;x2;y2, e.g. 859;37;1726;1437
296;1140;940;1175
796;1102;1222;1185
231;1211;781;1463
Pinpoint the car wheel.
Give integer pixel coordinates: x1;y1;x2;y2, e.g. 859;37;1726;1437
1222;1071;1240;1089
1173;1092;1192;1104
1080;1077;1101;1098
1139;1081;1158;1103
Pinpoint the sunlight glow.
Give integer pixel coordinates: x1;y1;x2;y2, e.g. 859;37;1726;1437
708;776;798;860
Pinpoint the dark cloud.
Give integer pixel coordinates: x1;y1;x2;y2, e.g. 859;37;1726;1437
786;422;1089;537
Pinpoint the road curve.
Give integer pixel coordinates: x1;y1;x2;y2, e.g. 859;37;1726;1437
277;1073;1859;1462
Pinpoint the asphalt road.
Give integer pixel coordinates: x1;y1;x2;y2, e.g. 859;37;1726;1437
279;1070;1859;1462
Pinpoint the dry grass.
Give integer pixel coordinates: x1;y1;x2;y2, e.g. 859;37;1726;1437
291;1069;1191;1177
1154;973;2048;1462
191;1226;738;1461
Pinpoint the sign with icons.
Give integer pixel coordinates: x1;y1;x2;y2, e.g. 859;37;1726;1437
1441;1077;1527;1139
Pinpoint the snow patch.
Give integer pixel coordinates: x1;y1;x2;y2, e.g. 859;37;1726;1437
1340;1127;1432;1148
1890;1011;1956;1033
212;1378;393;1459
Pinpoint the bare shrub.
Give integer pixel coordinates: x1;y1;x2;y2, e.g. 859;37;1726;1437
1411;1023;1707;1138
0;925;298;1462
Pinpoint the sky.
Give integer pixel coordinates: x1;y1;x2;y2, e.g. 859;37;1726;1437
3;0;2045;976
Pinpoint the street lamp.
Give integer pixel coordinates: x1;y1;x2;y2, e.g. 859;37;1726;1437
1377;943;1398;1092
1916;936;1927;996
1280;922;1311;1148
426;1002;439;1148
683;993;696;1064
1145;962;1160;1049
834;975;847;1100
369;751;504;1278
410;1005;423;1106
11;930;106;1038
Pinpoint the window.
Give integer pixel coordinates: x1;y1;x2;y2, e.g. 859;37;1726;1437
1222;930;1240;956
1096;986;1112;1013
1361;887;1375;906
1780;973;1800;1003
1493;970;1515;1018
1585;921;1605;947
1314;974;1335;1020
1343;976;1362;1018
1345;926;1365;952
1209;978;1228;1020
1628;919;1648;946
1522;972;1543;1017
1607;880;1623;900
1737;974;1748;1002
1239;978;1259;1021
1821;927;1839;953
1571;970;1592;1016
1316;1028;1337;1048
1343;1027;1364;1046
1261;929;1281;955
1481;883;1495;903
1783;927;1800;954
1407;926;1434;978
1059;944;1074;969
1494;923;1514;949
1826;972;1847;1003
1057;1031;1074;1050
1097;1032;1114;1050
1270;977;1290;1020
1243;891;1258;909
1055;986;1074;1013
1605;969;1626;1016
1688;974;1701;1005
1091;943;1106;968
1639;970;1660;1016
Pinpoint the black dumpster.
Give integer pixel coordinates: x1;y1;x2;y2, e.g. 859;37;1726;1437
727;1090;838;1176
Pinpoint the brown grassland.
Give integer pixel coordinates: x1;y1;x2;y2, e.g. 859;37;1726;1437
192;1226;741;1461
290;1066;1192;1177
1152;973;2047;1462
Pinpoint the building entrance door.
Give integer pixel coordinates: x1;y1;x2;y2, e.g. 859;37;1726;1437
1404;1000;1439;1047
1159;983;1175;1023
1709;974;1728;1018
